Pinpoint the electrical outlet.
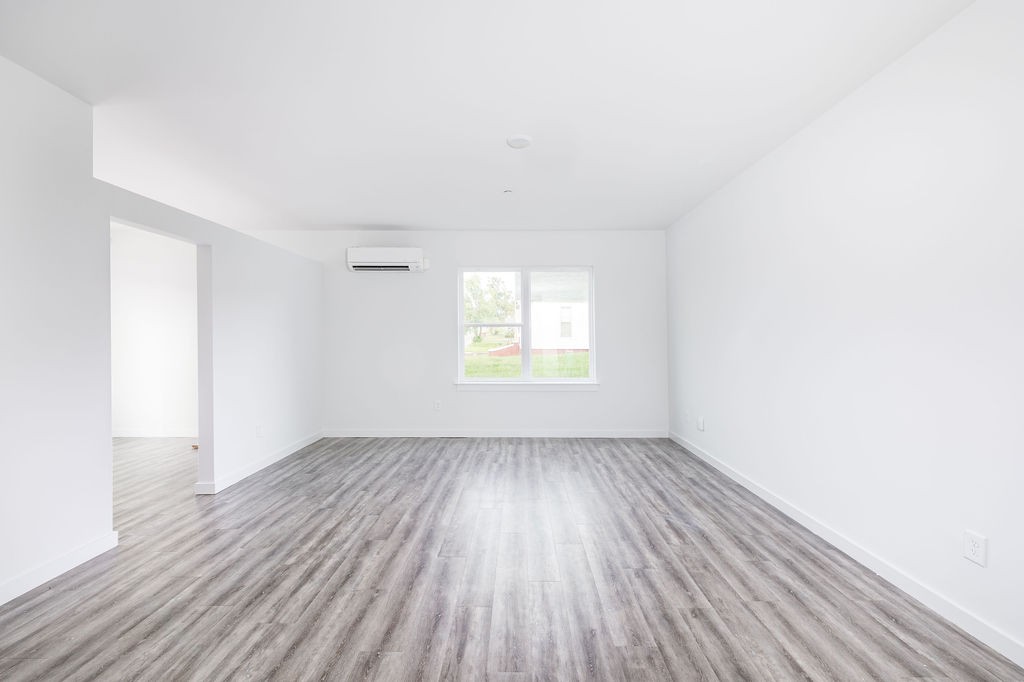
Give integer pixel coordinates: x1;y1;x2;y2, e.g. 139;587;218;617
433;400;442;411
255;424;265;438
963;530;987;567
697;416;705;432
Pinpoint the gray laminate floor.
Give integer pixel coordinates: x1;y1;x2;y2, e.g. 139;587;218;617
0;437;1020;681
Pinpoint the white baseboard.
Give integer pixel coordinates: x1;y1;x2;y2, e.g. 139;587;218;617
112;430;198;438
667;432;1024;668
193;481;217;495
0;531;119;607
322;428;668;438
194;432;323;495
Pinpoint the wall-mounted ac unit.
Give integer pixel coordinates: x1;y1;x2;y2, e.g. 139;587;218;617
346;246;427;272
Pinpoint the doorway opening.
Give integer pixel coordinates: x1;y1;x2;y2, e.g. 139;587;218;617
110;222;200;521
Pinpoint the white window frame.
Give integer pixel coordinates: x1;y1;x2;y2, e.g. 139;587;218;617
457;266;597;386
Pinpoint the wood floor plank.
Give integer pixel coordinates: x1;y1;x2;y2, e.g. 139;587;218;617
680;605;761;681
556;541;624;679
0;436;1018;681
710;601;812;681
577;522;657;649
458;506;501;608
628;565;720;681
489;533;529;674
438;606;491;681
527;580;577;681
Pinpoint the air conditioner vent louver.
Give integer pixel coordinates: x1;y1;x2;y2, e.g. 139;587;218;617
351;264;414;272
347;247;427;272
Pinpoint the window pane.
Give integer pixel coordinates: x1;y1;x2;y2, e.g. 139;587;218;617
463;325;522;378
462;271;521;324
530;271;590;378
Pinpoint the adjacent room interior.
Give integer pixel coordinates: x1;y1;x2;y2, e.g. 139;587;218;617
0;0;1021;679
110;223;198;444
109;223;201;529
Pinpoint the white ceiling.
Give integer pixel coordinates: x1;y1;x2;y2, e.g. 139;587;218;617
0;0;971;233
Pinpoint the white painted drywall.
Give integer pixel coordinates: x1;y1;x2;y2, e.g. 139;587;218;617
667;0;1024;664
105;186;325;493
258;229;668;437
0;55;325;605
0;56;117;604
110;224;198;437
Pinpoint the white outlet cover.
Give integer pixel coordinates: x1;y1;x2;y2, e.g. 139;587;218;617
697;416;706;432
963;530;988;567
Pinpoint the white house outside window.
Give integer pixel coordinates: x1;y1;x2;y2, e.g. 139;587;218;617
458;267;595;383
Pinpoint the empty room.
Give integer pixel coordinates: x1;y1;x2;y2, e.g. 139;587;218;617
0;0;1021;680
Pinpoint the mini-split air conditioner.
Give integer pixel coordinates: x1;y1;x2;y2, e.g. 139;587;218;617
346;246;427;272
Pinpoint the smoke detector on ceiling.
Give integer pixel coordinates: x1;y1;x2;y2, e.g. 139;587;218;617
506;134;532;149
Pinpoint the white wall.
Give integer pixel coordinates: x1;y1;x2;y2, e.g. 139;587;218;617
667;0;1024;664
259;229;668;437
0;53;327;606
106;186;325;493
110;224;198;437
0;56;117;604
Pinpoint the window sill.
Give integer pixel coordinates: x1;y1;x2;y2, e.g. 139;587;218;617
454;380;599;392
